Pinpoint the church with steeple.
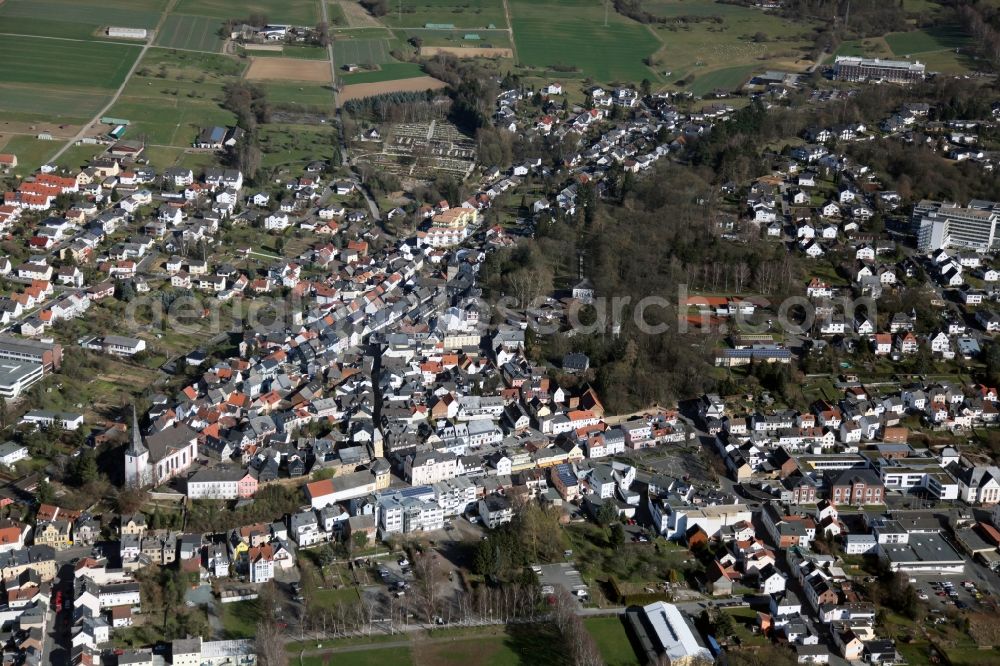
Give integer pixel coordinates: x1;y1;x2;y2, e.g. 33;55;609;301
124;407;199;488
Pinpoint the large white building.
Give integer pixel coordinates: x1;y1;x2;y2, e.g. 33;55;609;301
186;466;257;500
173;637;256;666
377;489;445;536
0;360;44;399
915;200;1000;253
833;56;925;83
629;602;713;666
405;451;458;486
124;408;198;487
649;498;752;540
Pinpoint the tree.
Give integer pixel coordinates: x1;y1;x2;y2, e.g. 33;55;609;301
596;502;617;526
412;552;443;623
256;583;287;666
36;479;54;504
609;523;626;551
74;449;99;486
314;21;330;46
352;531;369;551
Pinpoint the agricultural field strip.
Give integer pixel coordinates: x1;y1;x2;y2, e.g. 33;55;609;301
0;0;163;29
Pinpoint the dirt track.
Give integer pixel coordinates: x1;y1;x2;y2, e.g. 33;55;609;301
337;76;446;106
420;46;513;58
245;57;331;82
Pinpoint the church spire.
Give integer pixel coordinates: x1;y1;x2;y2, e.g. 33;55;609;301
126;406;147;457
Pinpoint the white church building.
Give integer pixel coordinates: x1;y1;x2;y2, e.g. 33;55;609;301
125;408;198;487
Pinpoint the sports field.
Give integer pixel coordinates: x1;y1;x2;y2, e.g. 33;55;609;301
301;648;412;666
583;617;641;666
0;135;60;174
172;0;321;25
0;35;139;89
380;0;507;29
156;14;226;52
333;38;394;66
510;0;661;82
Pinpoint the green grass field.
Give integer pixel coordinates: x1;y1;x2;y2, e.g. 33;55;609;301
340;62;426;83
885;24;970;55
510;0;661;82
0;16;106;41
688;64;759;96
0;135;59;174
218;600;259;639
380;0;507;29
0;35;139;89
583;617;641;666
53;142;109;170
259;124;338;167
140;48;246;78
244;44;329;59
107;95;237;146
0;0;162;31
412;636;519;666
172;0;321;25
261;81;334;106
334;38;394;66
642;0;819;90
0;84;106;123
302;649;413;666
156;14;226;52
397;28;513;49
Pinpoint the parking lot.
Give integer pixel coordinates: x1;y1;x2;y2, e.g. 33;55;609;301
534;562;590;602
912;574;998;614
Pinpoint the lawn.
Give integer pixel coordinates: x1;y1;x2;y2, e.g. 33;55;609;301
380;0;507;29
340;62;427;83
155;14;226;52
311;586;361;606
413;635;520;666
53;143;108;170
0;135;60;173
106;96;236;146
219;600;260;639
835;37;893;59
259;124;338;168
139;48;246;78
583;617;641;666
510;0;661;82
885;24;971;56
259;82;334;107
687;64;759;96
0;35;140;89
172;0;321;25
302;649;413;666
